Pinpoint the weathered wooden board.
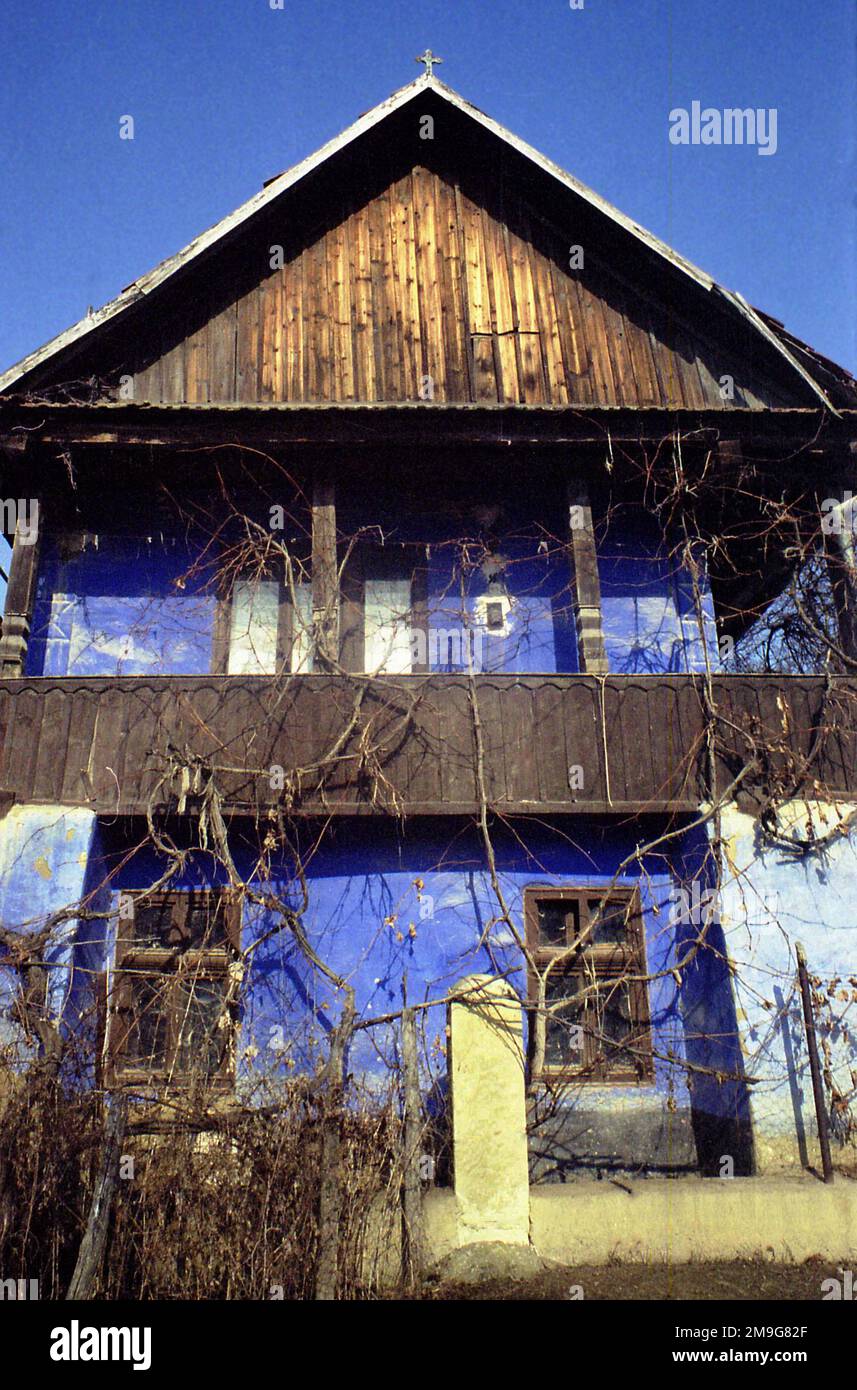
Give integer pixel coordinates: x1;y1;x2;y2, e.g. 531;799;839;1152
52;162;792;411
0;675;852;816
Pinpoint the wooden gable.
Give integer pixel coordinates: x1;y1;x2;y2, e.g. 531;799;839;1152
110;163;796;410
2;79;847;410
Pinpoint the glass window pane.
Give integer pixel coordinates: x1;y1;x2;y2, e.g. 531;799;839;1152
126;975;170;1070
132;900;179;948
364;578;413;674
184;896;229;948
132;895;228;949
595;979;636;1070
586;898;630;945
535;898;578;946
227;578;279;674
544;971;586;1069
174;976;228;1077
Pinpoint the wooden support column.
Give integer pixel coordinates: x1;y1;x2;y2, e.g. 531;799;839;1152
311;474;339;669
566;479;608;674
0;502;42;677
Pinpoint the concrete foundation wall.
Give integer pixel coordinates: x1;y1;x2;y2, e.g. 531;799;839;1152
417;1176;857;1271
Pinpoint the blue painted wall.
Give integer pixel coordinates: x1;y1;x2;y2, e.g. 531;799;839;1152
0;802;775;1175
24;512;717;677
78;815;749;1173
599;513;716;673
427;539;576;674
26;533;216;677
0;805;101;1066
718;800;857;1172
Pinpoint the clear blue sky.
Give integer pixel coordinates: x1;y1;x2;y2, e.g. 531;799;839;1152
1;0;855;376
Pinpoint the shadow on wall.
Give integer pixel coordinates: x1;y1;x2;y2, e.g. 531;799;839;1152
678;912;755;1177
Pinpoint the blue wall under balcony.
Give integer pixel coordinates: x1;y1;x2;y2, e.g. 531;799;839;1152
24;513;717;678
73;815;745;1176
0;804;758;1176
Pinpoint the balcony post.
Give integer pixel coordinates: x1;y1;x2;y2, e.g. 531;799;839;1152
566;479;608;673
0;500;42;677
311;473;339;668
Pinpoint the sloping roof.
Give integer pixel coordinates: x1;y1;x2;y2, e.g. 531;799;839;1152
0;73;851;410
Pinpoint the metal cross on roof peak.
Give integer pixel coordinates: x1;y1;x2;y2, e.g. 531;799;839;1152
416;49;443;77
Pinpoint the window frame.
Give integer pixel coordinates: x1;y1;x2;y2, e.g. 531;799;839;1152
212;566;313;676
105;889;241;1091
524;884;654;1085
340;541;429;674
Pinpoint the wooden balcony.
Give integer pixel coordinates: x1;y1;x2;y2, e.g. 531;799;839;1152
0;673;854;818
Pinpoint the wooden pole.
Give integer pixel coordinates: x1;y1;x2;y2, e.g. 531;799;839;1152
565;478;608;673
0;503;42;676
67;1092;127;1299
314;990;355;1301
795;941;834;1184
401;1005;425;1287
311;474;339;669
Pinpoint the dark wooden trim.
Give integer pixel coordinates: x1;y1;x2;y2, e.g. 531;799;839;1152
211;582;232;675
106;888;238;1091
566;479;608;673
0;672;853;814
524;883;654;1085
311;474;339;668
0;502;42;677
4;403;853;454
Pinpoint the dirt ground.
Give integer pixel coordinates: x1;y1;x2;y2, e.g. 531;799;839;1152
419;1257;846;1300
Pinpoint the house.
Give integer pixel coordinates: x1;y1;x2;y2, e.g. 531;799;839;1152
0;67;855;1197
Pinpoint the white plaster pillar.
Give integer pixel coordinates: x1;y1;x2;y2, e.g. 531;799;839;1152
449;974;530;1245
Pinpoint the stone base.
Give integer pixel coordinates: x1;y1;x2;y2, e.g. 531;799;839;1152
432;1241;545;1286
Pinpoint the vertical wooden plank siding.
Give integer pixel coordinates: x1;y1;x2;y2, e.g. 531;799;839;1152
89;159;794;409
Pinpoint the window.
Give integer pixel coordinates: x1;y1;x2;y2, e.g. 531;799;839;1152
106;890;240;1089
343;544;428;674
217;572;314;676
28;531;316;678
226;578;280;674
364;577;414;673
524;886;653;1083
